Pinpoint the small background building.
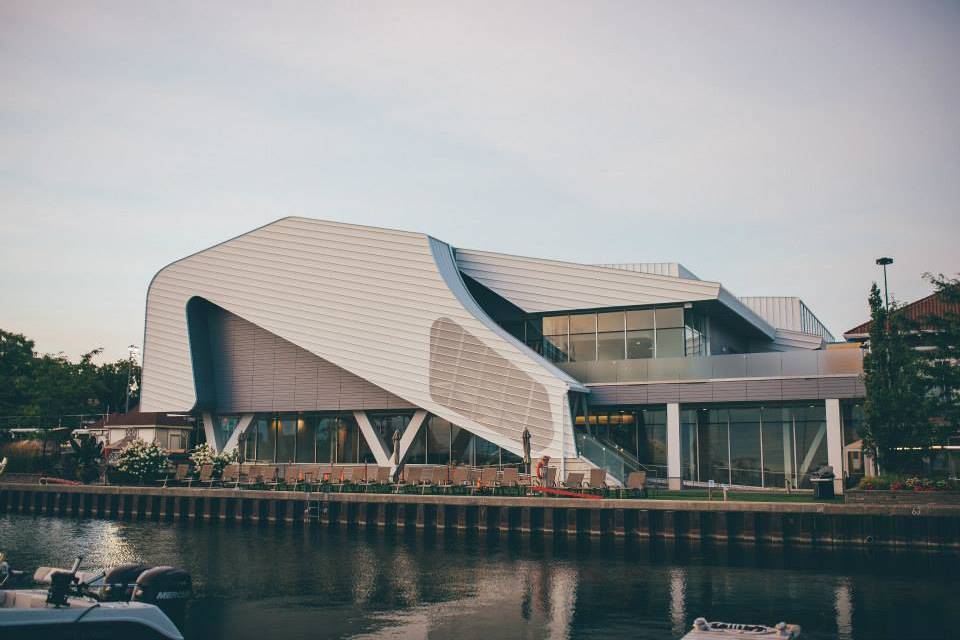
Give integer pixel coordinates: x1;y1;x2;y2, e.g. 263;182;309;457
88;409;195;457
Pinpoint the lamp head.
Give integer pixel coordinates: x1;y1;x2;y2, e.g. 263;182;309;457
875;257;893;266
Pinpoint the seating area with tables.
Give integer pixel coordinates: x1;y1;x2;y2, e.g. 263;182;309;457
152;462;648;498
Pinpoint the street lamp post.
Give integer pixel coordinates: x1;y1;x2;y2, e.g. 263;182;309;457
875;257;893;309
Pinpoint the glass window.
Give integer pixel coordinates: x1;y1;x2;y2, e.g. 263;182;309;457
542;315;569;336
543;335;568;363
450;424;473;466
639;409;668;470
680;410;698;481
406;427;426;464
216;416;239;449
500;447;522;466
597;312;624;332
568;333;597;362
728;408;762;486
626;330;654;359
474;436;500;466
296;415;316;462
569;313;596;334
656;307;684;329
253;415;274;462
627;309;655;330
760;407;790;489
794;405;827;489
276;415;296;462
315;416;336;462
334;414;361;463
597;331;625;360
426;416;452;465
684;309;709;357
656;327;685;358
369;412;412;456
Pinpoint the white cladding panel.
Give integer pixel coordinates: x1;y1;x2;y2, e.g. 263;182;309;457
595;262;700;280
739;296;834;341
455;249;720;313
141;217;581;458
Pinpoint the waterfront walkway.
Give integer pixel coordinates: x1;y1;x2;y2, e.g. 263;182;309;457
2;481;958;549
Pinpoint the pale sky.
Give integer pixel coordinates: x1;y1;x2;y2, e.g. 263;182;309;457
1;1;958;361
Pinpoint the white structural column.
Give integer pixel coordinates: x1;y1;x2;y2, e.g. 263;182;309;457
354;411;391;467
201;412;216;450
825;398;845;495
222;414;255;454
666;403;682;490
394;410;429;470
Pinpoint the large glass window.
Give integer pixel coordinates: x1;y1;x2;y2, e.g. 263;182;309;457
426;416;452;465
626;309;655;330
215;416;239;450
368;412;413;457
542;315;569;363
401;415;522;467
568;313;597;362
575;406;668;475
276;415;297;462
296;415;315;463
627;330;655;359
656;328;685;358
597;311;625;360
253;415;274;462
680;403;828;489
315;416;336;463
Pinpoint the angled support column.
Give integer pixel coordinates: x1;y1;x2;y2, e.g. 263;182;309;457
354;411;391;467
201;412;217;450
223;414;255;454
394;410;428;472
667;403;681;490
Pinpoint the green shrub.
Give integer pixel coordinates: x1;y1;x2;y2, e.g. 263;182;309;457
858;475;959;491
0;440;47;473
116;439;167;484
189;442;235;478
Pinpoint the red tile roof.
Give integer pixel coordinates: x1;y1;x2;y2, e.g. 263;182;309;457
844;292;960;339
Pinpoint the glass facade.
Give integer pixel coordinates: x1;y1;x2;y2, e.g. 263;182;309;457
574;407;668;475
533;305;705;363
241;412;373;464
367;412;414;456
680;403;827;489
405;415;522;467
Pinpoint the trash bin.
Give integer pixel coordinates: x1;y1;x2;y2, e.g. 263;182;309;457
810;465;835;499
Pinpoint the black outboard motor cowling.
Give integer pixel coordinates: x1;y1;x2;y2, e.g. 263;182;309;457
132;566;192;624
100;563;153;601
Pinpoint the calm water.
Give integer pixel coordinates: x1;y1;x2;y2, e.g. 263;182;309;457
1;513;957;640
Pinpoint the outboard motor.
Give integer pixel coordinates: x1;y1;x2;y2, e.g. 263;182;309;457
100;563;153;602
46;557;82;608
132;566;192;625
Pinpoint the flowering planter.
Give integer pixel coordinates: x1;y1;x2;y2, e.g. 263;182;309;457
846;490;960;505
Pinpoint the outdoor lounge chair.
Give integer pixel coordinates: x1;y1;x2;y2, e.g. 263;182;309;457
185;463;213;489
260;465;281;490
432;466;454;494
562;472;584;491
283;465;304;491
220;463;240;489
620;470;647;498
402;466;423;493
160;463;189;488
541;466;557;488
473;467;498;494
373;466;392;490
450;466;470;494
498;467;520;495
585;469;608;495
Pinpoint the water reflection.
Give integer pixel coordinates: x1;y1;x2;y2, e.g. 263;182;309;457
1;514;958;640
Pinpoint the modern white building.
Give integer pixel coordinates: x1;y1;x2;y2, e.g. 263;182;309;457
140;217;864;492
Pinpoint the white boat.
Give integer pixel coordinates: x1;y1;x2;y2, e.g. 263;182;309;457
0;589;184;639
682;617;801;639
0;555;186;639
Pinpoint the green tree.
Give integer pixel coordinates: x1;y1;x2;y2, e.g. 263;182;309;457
861;284;930;473
97;357;141;413
919;273;960;451
0;330;36;418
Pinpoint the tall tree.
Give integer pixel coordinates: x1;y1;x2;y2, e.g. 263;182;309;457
919;273;960;452
0;330;35;417
861;284;930;473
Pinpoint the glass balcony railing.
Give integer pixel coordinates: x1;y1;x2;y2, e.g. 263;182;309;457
557;348;863;385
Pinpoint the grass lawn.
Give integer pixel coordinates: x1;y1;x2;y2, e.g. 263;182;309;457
643;489;841;503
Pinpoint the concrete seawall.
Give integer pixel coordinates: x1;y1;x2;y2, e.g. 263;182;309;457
2;483;958;548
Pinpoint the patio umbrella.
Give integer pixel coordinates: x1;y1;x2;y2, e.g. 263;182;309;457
521;428;531;475
392;429;401;466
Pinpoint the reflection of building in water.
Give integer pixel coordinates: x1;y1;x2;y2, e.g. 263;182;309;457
670;568;687;638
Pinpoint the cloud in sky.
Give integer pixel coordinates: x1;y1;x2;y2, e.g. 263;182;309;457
1;1;958;360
